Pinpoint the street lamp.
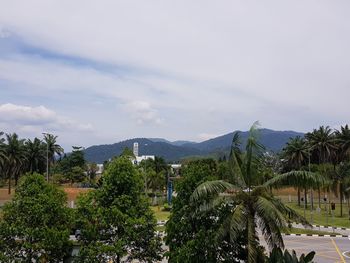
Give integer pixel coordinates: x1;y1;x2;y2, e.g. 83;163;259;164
42;132;51;182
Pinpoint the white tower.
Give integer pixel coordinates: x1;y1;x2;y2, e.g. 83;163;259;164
133;142;139;157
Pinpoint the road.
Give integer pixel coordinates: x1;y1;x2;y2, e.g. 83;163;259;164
283;235;350;263
70;234;350;262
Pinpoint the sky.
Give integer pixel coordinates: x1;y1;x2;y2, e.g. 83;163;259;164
0;0;349;151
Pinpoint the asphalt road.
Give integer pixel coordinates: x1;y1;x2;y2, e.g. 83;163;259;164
283;235;350;263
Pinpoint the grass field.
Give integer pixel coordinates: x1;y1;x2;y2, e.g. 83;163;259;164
287;202;350;228
151;206;170;221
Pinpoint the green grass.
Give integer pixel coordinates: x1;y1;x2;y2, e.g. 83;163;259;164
286;202;350;228
156;225;166;232
282;227;340;235
151;206;170;221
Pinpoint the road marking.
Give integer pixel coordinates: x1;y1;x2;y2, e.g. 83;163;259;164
331;238;346;263
343;251;350;259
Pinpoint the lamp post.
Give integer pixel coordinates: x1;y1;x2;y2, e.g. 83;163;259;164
309;147;313;225
42;132;51;182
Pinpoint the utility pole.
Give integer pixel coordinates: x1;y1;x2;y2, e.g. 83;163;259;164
42;132;51;182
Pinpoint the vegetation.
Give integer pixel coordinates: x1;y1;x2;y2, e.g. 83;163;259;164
75;157;162;262
188;123;312;262
266;247;315;263
0;173;73;262
2;123;350;262
165;159;250;263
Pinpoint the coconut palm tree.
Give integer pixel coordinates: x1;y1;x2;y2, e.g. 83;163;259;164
43;133;64;179
3;133;27;194
282;136;309;206
190;123;321;263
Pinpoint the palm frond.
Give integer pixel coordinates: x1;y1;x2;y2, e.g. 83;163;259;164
254;196;286;250
190;180;236;203
264;170;327;189
228;204;247;243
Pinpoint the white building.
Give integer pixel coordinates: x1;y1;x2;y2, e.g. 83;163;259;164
133;142;139;157
135;155;155;164
131;141;155;165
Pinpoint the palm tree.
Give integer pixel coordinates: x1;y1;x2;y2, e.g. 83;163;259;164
3;133;27;194
335;125;350;160
190;123;319;262
305;126;338;208
43;134;64;180
335;125;350;216
282;136;309;206
0;132;7;180
25;138;45;173
305;126;337;164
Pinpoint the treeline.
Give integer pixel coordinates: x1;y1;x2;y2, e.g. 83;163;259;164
0;132;101;193
0;132;64;194
282;125;350;216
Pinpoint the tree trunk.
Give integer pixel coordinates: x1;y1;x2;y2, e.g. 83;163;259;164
7;167;11;195
304;188;307;208
318;187;321;208
340;181;343;217
297;188;301;206
8;176;11;195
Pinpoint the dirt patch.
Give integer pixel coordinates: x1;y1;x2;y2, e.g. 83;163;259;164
0;187;92;204
62;187;92;201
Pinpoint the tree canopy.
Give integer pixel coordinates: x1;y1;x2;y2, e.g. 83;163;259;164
75;156;162;262
0;173;73;262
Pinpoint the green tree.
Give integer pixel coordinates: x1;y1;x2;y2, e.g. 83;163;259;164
191;123;313;263
140;158;167;194
165;159;250;263
0;173;73;262
67;166;86;185
282;136;309;206
306;126;337;205
266;247;315;263
120;147;135;158
3;133;27;194
86;162;99;182
25;137;46;173
43;133;64;179
75;157;162;262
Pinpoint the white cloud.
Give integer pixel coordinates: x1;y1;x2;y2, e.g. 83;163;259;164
125;101;162;125
0;103;93;132
0;1;349;146
0;103;56;125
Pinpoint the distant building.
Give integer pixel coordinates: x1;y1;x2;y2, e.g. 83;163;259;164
96;164;104;175
131;141;155;165
133;142;139;157
135;155;155;164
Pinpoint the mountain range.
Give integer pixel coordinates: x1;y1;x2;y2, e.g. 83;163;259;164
83;129;303;163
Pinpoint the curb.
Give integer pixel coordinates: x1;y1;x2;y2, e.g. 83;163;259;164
283;233;349;238
294;223;350;231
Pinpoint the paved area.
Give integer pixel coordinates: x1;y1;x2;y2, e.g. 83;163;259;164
283;235;350;263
